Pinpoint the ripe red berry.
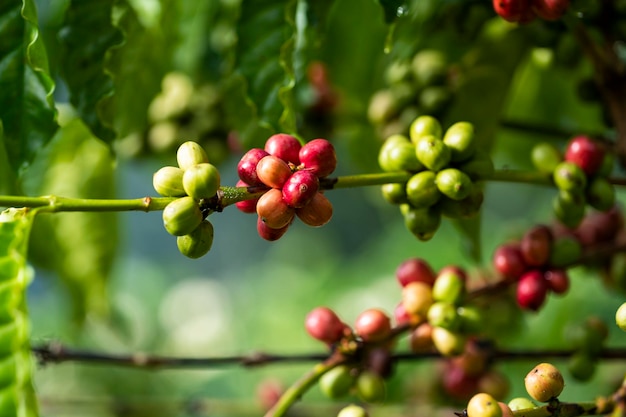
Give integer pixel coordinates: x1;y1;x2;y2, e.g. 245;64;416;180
575;207;623;246
305;307;345;344
493;244;527;281
394;302;412;326
256;216;290;241
282;170;320;208
238;148;269;185
493;0;535;23
516;270;549;311
298;139;337;177
264;133;302;165
564;135;605;177
256;188;295;229
396;258;437;287
354;308;392;342
531;0;569;20
235;180;259;213
544;269;570;294
520;225;553;266
442;361;481;402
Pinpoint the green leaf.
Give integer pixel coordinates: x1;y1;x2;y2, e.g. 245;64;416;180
58;0;124;142
0;0;58;176
0;208;39;417
233;0;297;139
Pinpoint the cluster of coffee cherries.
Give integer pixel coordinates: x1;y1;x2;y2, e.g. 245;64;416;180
531;135;615;228
492;0;570;23
153;141;220;258
563;316;608;381
236;134;336;241
464;362;565;417
379;115;493;241
368;49;457;139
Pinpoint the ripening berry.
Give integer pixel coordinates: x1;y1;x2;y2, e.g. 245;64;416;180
354;309;392;342
282;170;320;208
396;258;436;287
177;141;209;170
544;269;569;294
337;404;369;417
264;133;301;165
153;166;186;197
234;180;259;213
564;135;605;177
394;302;412;326
516;270;549;311
402;281;434;318
410;322;434;352
431;326;466;357
493;244;527;281
415;135;451;172
406;171;442;208
409;115;443;143
356;370;386;403
296;192;333;227
499;403;515;417
524;363;565;402
238;148;270;185
442;363;481;401
520;225;553;266
467;393;502;417
256;216;290;241
616;302;626;331
443;122;476;162
256;155;293;189
319;365;355;399
305;307;345;344
176;220;214;259
182;163;221;200
162;196;203;236
299;138;337;177
256;189;295;229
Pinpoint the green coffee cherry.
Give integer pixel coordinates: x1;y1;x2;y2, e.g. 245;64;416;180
457;304;484;334
531;143;562;175
419;86;451;114
553;161;587;192
432;270;465;304
431;326;465;356
411;49;447;87
427;301;460;330
337;405;369;417
616;302;626;331
153;166;186;197
586;177;615;212
356;371;386;403
436;168;473;200
177;141;209;170
403;205;442;241
415;135;451;171
385;60;412;84
549;235;582;267
319;365;355;399
182;163;221;200
458;151;494;181
406;171;441;208
381;142;423;172
437;188;484;219
368;90;400;124
597;153;615;177
553;191;585;229
467;393;502;417
409;115;442;143
567;352;596;381
381;183;409;205
176;220;214;259
443;122;475;162
162;196;203;236
507;397;536;411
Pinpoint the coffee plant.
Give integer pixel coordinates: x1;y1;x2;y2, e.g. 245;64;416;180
5;0;626;416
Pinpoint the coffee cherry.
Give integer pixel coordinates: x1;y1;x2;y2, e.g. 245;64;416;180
403;205;442;241
564;135;605;177
264;133;301;165
337;404;368;417
256;216;290;241
478;371;510;401
428;301;461;330
499;403;515;417
516;270;549;311
553;161;587;192
443;122;476;162
176;220;214;258
586;177;615;212
436;168;473;200
553;190;586;228
432;326;465;356
437;188;484;219
299;139;336;177
153;166;186;197
402;281;434;318
234;180;259;213
356;370;386;403
319;365;355;399
177;141;209;170
544;269;569;294
410;322;434;352
432;267;466;304
381;183;409;205
548;235;582;267
415;135;451;172
355;309;391;342
567;352;596;381
379;140;422;172
296;192;333;227
598;152;615;177
409;115;443;143
531;0;569;20
493;244;527;281
162;196;203;236
238;148;270;185
493;0;535;23
576;207;623;245
524;363;564;402
412;49;447;87
531;143;562;175
520;225;553;266
406;171;442;208
182;163;220;199
396;258;436;287
442;363;480;401
394;302;412;326
305;307;345;344
467;393;502;417
507;397;536;411
457;305;485;334
616;302;626;331
256;155;293;189
282;171;319;208
256;188;295;229
458;151;494;181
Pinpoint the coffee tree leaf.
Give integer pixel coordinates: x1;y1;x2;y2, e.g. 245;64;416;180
0;0;57;177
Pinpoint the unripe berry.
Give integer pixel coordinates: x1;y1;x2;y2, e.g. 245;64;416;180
436;168;473;200
176;220;214;258
493;244;527;281
616;302;626;331
337;404;369;417
457;305;485;334
467;393;502;417
162;196;203;236
319;365;355;399
406;171;442;208
299;138;337;177
432;267;466;304
411;49;447;87
564;135;605;177
428;301;460;330
409;115;443;143
256;216;289;241
516;270;549;311
256;189;295;229
508;397;536;411
415;135;451;172
234;180;259;213
586;177;615;212
403;205;442;241
553;161;587;192
548;235;582;267
402;281;434;318
256;155;293;189
531;142;562;175
524;363;565;402
153;166;186;197
354;309;391;342
182;163;220;199
264;133;301;164
381;182;409;205
520;225;553;266
432;326;465;356
282;171;319;208
355;370;386;403
296;192;333;227
238;148;269;185
443;122;476;162
177;141;209;170
379;140;422;172
567;352;596;381
396;258;436;287
305;307;344;344
553;190;586;228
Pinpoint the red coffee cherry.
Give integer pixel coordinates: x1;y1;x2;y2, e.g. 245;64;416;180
564;135;605;177
354;309;392;342
256;155;293;189
296;192;333;227
264;133;301;165
256;216;290;241
234;180;259;214
493;244;527;281
493;0;535;23
396;258;437;287
531;0;569;20
256;188;295;229
238;148;269;185
516;270;549;311
442;361;481;402
299;138;337;177
520;225;553;266
282;170;320;208
305;307;345;344
544;269;570;294
394;302;412;326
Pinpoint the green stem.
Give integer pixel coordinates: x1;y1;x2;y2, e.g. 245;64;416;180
0;195;176;212
512;401;610;417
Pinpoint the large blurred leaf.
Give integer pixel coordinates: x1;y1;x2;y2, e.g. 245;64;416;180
24;118;117;324
58;0;123;142
0;208;39;417
0;0;57;177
